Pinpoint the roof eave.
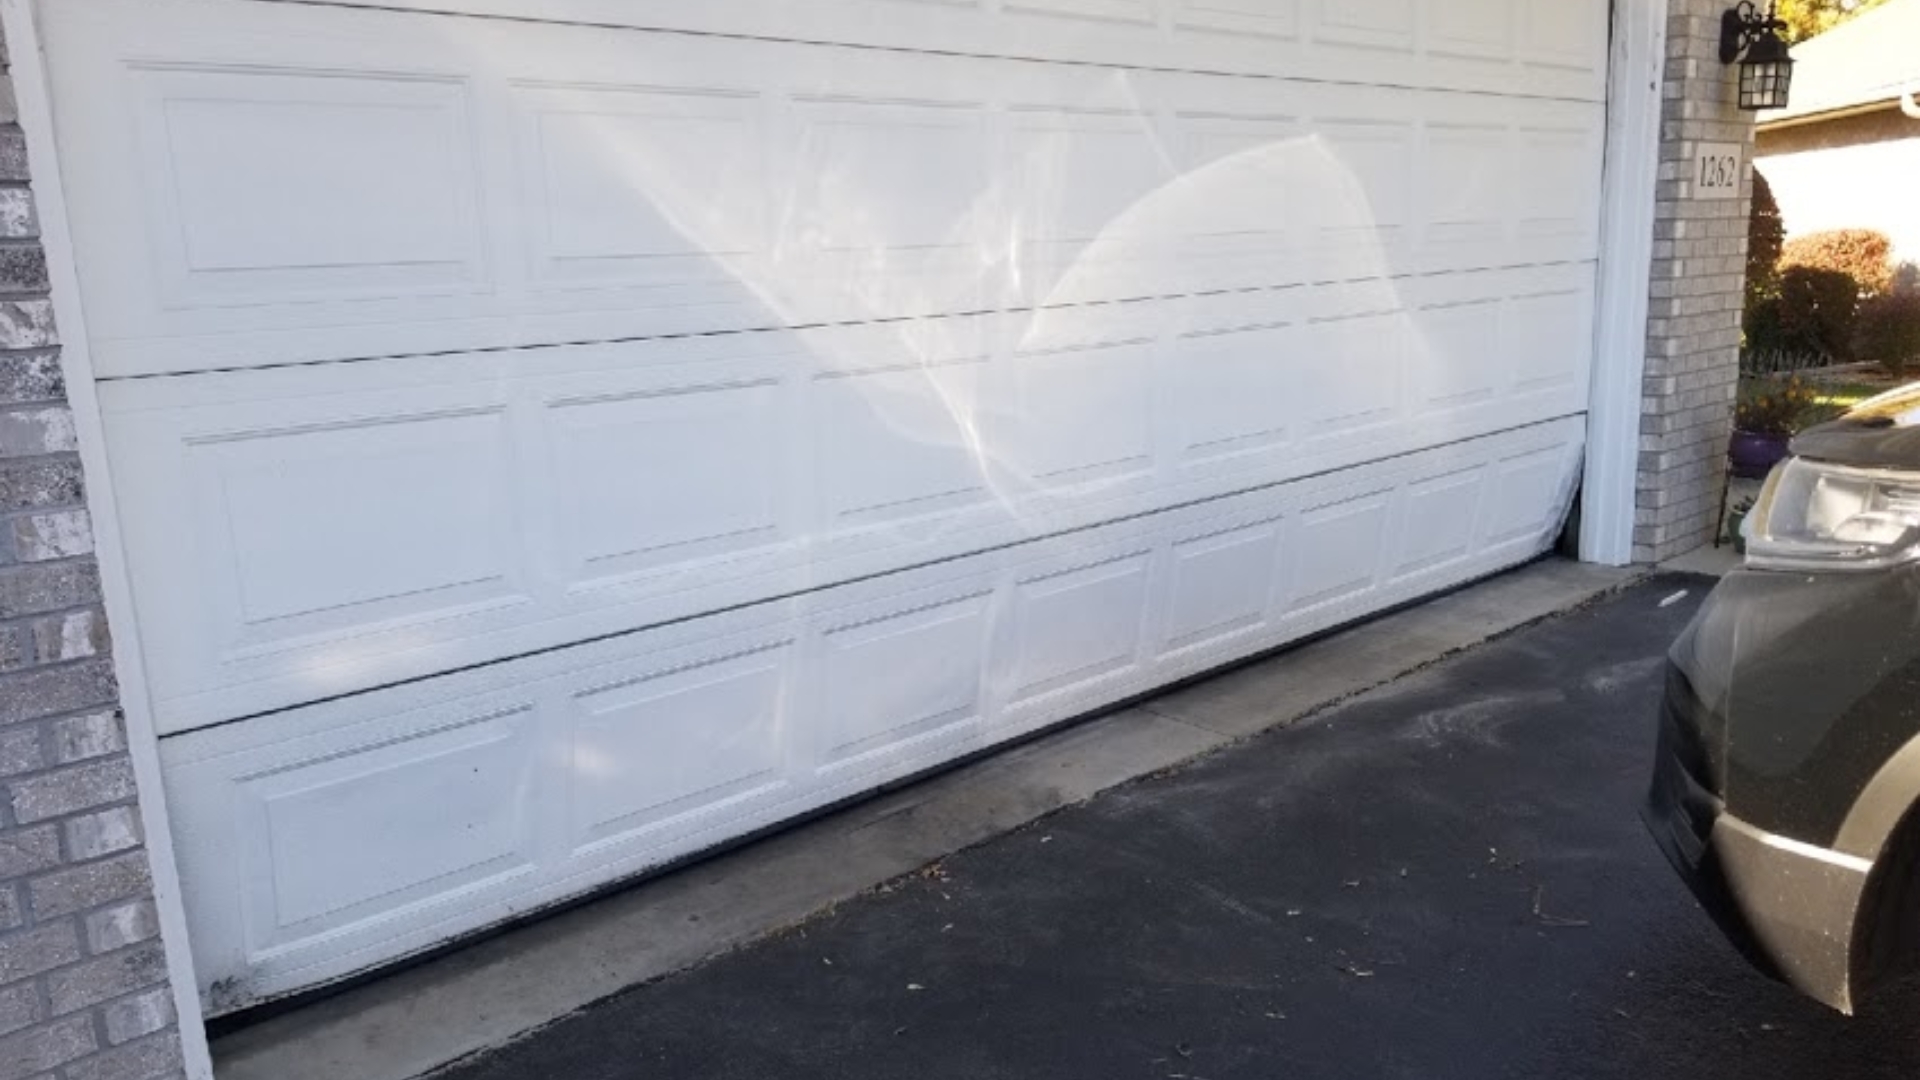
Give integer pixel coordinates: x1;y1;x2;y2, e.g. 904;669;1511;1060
1757;97;1910;133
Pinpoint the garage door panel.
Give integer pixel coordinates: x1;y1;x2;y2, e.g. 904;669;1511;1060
1519;1;1610;73
1160;518;1282;655
513;84;770;292
548;377;788;578
102;262;1591;730
272;0;1599;100
162;417;1581;1008
134;64;488;309
212;409;522;628
818;591;990;773
1003;550;1154;707
1312;0;1415;52
244;706;540;942
1392;467;1486;580
50;0;1602;377
1485;446;1573;545
569;645;792;854
1288;490;1392;614
1429;0;1513;60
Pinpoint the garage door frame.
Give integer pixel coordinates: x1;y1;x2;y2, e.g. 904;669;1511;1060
0;0;1668;1070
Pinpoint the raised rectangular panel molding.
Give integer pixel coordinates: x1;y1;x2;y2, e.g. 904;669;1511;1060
1175;324;1300;462
790;97;992;316
1485;448;1567;543
1003;0;1158;26
1007;552;1152;703
1314;0;1414;50
1507;289;1591;393
818;593;990;770
549;379;786;577
1424;124;1510;248
1409;299;1503;410
1162;519;1280;653
1290;491;1389;611
1177;112;1300;290
1298;313;1403;435
1007;106;1174;301
570;646;790;851
195;406;523;643
1393;467;1485;578
239;706;539;948
132;65;485;306
1515;127;1601;239
1308;121;1414;268
816;361;990;525
1428;0;1513;60
1175;0;1300;40
1519;2;1607;72
1005;341;1155;488
514;83;769;290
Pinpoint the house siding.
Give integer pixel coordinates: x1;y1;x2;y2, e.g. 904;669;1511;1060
1634;0;1758;562
0;21;187;1080
1758;107;1920;265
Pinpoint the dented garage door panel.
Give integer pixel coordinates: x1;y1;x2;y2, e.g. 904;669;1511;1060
100;262;1596;732
37;0;1609;1009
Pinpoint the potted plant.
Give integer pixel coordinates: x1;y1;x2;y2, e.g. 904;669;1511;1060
1730;375;1818;479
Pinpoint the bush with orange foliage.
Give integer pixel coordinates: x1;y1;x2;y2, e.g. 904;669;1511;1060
1781;229;1896;297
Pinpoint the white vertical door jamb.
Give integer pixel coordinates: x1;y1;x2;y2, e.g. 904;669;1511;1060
1582;0;1668;566
0;1;216;1076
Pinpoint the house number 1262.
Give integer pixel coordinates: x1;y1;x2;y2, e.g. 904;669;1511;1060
1692;142;1742;199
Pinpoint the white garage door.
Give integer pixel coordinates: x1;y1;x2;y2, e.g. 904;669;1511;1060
40;0;1606;1011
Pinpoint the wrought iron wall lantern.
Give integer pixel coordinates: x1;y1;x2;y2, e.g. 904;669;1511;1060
1720;2;1795;111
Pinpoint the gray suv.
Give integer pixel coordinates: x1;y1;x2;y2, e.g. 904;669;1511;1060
1646;384;1920;1014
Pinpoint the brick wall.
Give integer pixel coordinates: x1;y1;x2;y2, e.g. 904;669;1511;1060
1635;0;1758;562
0;26;189;1080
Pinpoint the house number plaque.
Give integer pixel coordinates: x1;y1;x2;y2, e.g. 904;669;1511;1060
1692;142;1743;199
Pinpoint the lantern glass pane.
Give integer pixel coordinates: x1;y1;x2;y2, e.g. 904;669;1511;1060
1737;59;1793;111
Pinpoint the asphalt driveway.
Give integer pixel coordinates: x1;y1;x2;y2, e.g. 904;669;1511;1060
443;574;1920;1080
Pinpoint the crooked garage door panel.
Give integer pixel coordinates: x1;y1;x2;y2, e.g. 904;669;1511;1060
47;0;1601;377
37;0;1611;1009
224;0;1609;103
163;418;1583;1009
103;264;1594;731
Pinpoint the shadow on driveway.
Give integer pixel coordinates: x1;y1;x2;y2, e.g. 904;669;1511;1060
444;575;1920;1080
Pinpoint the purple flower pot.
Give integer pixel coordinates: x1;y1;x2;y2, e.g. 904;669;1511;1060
1728;429;1790;480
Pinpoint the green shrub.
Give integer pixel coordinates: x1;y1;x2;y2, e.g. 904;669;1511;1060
1747;265;1860;360
1746;169;1785;308
1856;292;1920;377
1782;229;1896;296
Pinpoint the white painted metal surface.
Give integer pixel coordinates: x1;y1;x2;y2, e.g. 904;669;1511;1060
36;0;1610;1008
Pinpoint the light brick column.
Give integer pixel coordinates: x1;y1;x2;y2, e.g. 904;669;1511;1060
0;23;191;1080
1634;0;1758;561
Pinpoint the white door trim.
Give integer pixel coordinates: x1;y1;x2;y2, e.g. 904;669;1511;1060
0;1;215;1075
1582;0;1669;566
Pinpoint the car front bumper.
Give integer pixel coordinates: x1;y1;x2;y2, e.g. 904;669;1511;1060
1645;671;1876;1013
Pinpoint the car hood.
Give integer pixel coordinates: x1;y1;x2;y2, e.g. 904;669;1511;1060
1792;383;1920;470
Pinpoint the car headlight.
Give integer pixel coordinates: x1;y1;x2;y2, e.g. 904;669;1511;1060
1747;456;1920;570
